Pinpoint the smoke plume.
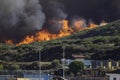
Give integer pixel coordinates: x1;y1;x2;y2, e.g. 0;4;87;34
68;17;87;31
0;0;120;43
0;0;45;42
40;0;67;33
59;0;120;23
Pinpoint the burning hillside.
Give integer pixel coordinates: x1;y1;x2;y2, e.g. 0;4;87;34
6;19;107;45
0;0;108;45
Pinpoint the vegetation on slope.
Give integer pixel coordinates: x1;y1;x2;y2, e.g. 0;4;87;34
0;20;120;70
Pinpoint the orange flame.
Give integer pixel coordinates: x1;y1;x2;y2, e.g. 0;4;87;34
5;40;14;45
88;22;98;29
72;20;86;31
5;19;107;45
18;20;73;45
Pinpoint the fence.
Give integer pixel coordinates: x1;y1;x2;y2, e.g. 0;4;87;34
0;70;109;80
0;70;52;80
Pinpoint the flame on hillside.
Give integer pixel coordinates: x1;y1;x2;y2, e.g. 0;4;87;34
5;19;107;45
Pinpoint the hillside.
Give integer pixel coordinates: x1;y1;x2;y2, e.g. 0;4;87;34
40;20;120;61
0;20;120;63
64;20;120;39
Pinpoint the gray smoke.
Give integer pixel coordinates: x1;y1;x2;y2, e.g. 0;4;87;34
40;0;67;20
0;0;45;42
69;17;87;31
3;0;120;43
40;0;67;33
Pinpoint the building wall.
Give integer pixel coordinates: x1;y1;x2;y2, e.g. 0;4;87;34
17;78;30;80
107;74;120;80
9;78;30;80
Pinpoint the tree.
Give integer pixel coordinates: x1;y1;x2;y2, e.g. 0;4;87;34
9;64;20;70
30;61;39;70
51;59;61;69
0;64;3;70
68;61;84;75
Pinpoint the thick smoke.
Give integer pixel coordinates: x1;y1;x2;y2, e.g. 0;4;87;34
40;0;67;20
59;0;120;23
69;17;87;31
0;0;45;42
0;0;120;43
40;0;120;33
40;0;67;33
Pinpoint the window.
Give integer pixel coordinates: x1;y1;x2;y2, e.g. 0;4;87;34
113;77;116;80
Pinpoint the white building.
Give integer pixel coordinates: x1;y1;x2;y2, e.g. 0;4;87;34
106;69;120;80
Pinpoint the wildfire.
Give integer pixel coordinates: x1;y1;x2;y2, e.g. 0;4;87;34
5;40;14;45
88;22;98;29
5;19;107;45
18;20;73;45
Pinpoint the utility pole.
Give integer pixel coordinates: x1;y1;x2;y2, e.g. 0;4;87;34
38;46;42;80
62;46;65;79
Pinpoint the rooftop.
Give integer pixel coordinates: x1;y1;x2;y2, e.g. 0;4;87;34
72;54;85;59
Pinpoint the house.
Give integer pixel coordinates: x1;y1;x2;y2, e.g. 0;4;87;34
64;54;120;71
91;60;120;70
62;54;86;66
106;69;120;80
72;54;92;69
72;54;85;62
